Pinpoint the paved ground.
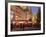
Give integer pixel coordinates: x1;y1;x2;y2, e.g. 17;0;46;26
11;24;41;31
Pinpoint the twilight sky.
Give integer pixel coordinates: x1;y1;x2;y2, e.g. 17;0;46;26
28;6;40;15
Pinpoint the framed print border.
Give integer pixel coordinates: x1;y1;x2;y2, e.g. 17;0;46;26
5;1;45;37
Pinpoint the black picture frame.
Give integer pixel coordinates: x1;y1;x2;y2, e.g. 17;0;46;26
5;0;45;37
